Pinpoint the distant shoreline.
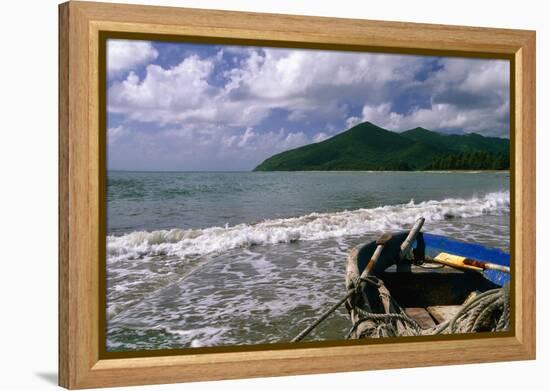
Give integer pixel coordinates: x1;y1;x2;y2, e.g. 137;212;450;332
253;122;510;172
248;169;510;173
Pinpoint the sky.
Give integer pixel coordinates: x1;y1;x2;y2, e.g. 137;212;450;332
106;39;510;171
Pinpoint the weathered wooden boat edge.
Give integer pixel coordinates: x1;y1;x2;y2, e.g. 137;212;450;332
344;223;511;340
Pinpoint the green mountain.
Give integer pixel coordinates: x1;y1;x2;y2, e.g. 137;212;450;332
253;122;509;171
401;127;509;154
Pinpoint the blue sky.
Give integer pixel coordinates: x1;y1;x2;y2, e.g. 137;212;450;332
107;39;510;171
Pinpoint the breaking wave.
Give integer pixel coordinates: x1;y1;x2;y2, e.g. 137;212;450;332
107;190;509;264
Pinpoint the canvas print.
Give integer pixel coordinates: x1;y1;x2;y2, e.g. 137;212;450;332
105;39;511;352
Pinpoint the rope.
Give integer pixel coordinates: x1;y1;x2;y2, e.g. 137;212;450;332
293;276;510;341
446;285;509;334
346;311;422;339
348;284;510;339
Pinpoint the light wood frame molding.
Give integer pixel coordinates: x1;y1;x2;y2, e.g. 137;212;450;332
59;1;536;389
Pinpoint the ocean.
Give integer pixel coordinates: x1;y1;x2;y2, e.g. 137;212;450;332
106;171;510;351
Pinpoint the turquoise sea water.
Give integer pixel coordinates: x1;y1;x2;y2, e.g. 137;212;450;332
106;171;510;351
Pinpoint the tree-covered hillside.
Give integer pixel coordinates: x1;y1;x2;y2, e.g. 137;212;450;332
253;122;509;171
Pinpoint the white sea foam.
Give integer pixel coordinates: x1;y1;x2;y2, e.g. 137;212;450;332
107;190;509;264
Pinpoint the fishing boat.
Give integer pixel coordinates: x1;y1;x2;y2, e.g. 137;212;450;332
290;217;510;343
344;218;510;339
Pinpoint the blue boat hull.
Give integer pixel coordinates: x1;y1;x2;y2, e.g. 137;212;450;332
422;233;510;287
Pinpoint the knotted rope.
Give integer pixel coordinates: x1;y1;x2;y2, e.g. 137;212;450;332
348;284;510;339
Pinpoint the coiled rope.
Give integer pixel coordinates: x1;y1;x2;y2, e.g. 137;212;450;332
348;284;510;339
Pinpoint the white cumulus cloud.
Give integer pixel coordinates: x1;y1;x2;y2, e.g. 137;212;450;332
107;40;158;77
106;42;510;170
107;46;428;128
347;58;510;136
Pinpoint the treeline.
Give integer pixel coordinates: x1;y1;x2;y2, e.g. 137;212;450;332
424;151;510;170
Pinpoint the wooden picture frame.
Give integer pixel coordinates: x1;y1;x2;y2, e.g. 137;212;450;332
59;1;536;389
